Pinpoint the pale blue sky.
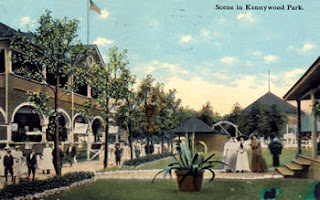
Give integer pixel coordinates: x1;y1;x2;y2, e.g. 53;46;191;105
1;0;319;114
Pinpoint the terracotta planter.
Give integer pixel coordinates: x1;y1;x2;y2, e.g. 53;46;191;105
175;170;204;192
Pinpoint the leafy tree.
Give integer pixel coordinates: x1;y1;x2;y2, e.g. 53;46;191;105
245;103;287;138
10;10;89;176
137;75;161;155
88;46;132;168
198;102;221;126
114;73;139;160
224;103;248;136
157;88;181;154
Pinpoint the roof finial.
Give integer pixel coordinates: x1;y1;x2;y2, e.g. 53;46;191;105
268;70;271;92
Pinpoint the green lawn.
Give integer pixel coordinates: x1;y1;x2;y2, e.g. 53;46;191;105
98;147;308;171
46;179;318;200
140;148;301;170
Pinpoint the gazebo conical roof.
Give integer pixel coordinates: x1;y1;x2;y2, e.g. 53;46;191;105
173;117;214;134
244;92;297;115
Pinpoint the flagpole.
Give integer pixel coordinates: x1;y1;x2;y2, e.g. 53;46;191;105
87;0;89;44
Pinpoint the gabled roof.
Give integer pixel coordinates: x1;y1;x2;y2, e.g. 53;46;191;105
244;92;297;114
283;56;320;100
173;117;214;134
0;22;32;40
0;22;17;39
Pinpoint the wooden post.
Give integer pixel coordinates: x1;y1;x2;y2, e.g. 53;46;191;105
297;100;302;154
311;92;318;158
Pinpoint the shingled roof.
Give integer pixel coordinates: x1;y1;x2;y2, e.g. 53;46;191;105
244;92;297;115
173;117;214;134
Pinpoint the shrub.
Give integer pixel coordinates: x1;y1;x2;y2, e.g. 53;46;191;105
122;153;171;166
0;172;94;199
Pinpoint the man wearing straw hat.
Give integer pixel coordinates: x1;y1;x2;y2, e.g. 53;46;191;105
3;146;14;183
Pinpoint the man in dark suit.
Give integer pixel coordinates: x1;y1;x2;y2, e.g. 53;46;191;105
27;150;37;181
4;148;14;183
52;145;64;174
66;145;76;167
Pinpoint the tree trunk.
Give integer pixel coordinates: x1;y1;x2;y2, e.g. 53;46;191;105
104;97;109;168
161;130;164;154
146;133;150;155
128;124;133;160
170;131;173;155
54;76;61;176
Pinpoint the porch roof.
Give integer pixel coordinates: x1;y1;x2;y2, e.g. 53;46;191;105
283;56;320;101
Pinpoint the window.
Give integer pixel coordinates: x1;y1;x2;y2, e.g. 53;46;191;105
46;73;69;88
11;51;42;81
75;82;88;96
0;49;5;73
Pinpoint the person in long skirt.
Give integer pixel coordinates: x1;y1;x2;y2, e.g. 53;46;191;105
11;146;23;183
235;135;250;173
40;143;54;174
249;134;267;172
223;136;238;172
0;147;6;176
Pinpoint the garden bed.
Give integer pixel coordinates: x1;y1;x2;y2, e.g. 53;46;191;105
0;172;94;200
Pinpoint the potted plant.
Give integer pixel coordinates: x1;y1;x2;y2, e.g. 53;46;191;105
152;132;226;192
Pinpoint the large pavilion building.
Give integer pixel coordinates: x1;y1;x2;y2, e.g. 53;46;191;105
0;22;122;158
244;91;299;136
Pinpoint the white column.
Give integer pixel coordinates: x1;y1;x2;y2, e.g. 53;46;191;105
5;48;11;142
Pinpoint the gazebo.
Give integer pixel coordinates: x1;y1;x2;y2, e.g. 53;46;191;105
173;117;228;152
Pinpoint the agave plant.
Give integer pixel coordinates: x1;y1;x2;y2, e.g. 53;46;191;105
152;132;226;186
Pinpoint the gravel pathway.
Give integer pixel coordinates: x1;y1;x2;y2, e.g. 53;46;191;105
95;169;283;180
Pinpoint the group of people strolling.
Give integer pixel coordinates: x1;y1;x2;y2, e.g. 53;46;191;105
0;144;77;184
2;146;38;183
223;133;268;173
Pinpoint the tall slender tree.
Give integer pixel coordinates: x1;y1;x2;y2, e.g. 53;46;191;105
89;46;132;168
137;75;161;155
114;72;139;160
10;10;89;176
157;88;181;154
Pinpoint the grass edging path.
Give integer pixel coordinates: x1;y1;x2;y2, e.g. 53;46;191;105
47;179;318;200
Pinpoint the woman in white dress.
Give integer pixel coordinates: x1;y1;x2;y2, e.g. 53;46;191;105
0;147;5;176
235;135;250;173
223;136;238;172
40;143;54;174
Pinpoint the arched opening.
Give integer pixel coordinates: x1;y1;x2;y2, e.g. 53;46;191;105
0;108;5;123
73;115;89;143
12;105;43;142
92;118;104;142
46;113;69;142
